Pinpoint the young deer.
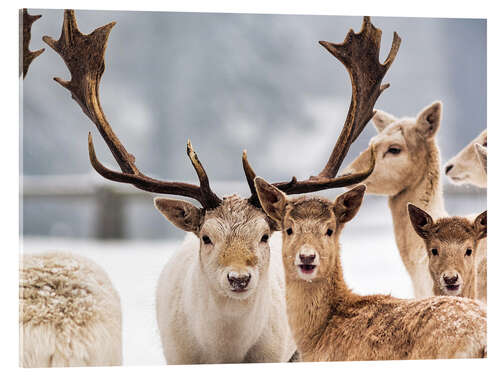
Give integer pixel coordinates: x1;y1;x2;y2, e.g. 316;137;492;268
254;177;487;361
44;12;400;364
445;130;487;188
341;102;486;299
408;204;486;301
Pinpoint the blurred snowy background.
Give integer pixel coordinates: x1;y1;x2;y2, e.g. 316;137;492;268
20;9;486;366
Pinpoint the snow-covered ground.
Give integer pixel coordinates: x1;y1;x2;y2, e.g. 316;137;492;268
21;223;413;367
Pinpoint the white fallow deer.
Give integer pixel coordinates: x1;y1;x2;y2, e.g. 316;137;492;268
408;204;486;301
445;130;487;188
341;102;486;300
20;252;122;367
44;12;399;364
254;178;487;361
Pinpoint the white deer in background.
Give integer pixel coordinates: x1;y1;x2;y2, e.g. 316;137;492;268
475;143;487;173
44;12;400;364
445;129;487;188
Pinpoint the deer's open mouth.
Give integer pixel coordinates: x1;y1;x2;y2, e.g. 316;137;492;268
299;264;317;274
445;284;461;292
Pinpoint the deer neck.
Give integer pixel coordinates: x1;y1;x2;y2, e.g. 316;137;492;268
284;250;358;356
388;141;446;266
462;267;477;300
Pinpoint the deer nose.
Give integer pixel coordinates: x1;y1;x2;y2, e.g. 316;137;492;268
299;254;316;265
227;272;251;290
443;274;459;285
445;164;454;174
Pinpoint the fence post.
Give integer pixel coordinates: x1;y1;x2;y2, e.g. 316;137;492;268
94;186;126;239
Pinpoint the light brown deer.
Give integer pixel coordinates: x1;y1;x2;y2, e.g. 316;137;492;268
341;103;486;300
254;177;487;361
408;204;486;301
43;12;399;364
341;102;445;298
445;130;487;188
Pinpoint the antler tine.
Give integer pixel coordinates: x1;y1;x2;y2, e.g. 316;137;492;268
187;140;223;208
21;9;45;78
87;133;206;197
245;16;399;200
44;9;222;210
242;150;260;206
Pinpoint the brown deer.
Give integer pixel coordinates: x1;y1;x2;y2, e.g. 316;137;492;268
341;103;486;300
407;204;486;301
43;12;399;364
445;129;487;188
254;177;487;361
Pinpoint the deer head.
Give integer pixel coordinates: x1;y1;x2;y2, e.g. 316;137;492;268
408;204;486;298
342;101;442;196
43;11;399;298
445;130;487;188
255;178;366;282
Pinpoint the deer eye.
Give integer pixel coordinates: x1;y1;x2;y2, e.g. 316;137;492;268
465;248;472;256
385;146;401;156
483;140;487;147
202;235;212;245
326;229;333;237
431;248;438;256
260;234;269;243
286;228;293;235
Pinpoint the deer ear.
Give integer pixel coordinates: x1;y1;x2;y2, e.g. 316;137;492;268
154;198;202;233
372;110;397;133
333;185;366;224
475;143;487;173
473;211;487;240
416;101;442;139
254;177;288;224
407;203;434;239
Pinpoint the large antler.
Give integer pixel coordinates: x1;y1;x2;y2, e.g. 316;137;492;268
21;9;45;78
244;16;400;203
43;10;222;209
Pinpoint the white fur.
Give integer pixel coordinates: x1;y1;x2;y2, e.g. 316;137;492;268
156;232;295;364
20;252;122;367
445;129;487;188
